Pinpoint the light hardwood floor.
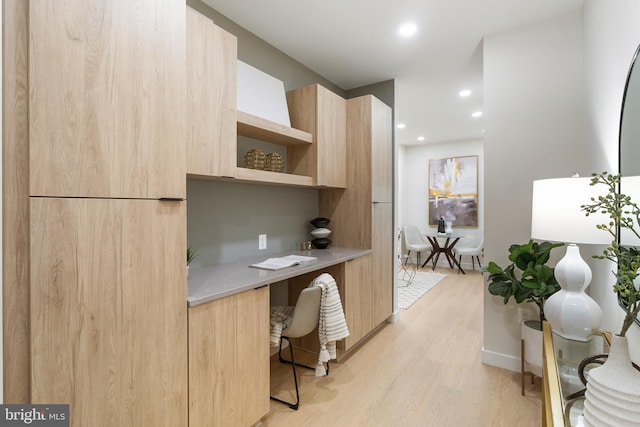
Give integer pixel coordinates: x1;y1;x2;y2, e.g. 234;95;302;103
261;266;542;426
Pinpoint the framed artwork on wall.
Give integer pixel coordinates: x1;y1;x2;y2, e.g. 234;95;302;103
428;155;478;227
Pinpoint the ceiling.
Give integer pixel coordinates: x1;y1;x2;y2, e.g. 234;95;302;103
201;0;583;146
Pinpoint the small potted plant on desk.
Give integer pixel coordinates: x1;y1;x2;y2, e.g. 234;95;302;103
482;240;563;395
187;246;198;279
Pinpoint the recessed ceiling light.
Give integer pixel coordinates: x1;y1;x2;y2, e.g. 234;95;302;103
417;136;425;141
459;89;471;97
398;23;417;37
471;111;483;118
397;123;406;129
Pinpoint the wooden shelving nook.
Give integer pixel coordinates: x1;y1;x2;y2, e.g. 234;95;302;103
237;111;313;146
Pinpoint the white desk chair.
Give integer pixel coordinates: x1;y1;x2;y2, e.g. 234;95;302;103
453;237;484;274
403;226;433;267
270;286;325;410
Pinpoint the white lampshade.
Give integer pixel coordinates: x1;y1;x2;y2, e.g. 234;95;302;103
531;176;608;341
531;177;610;245
620;175;640;247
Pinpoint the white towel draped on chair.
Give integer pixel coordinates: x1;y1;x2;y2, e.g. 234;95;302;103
269;305;295;346
310;273;349;376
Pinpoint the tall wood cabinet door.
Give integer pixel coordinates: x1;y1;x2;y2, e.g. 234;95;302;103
371;203;393;326
186;8;237;178
371;97;393;203
30;198;187;427
189;287;270;427
316;86;346;188
29;0;186;199
342;255;372;351
287;84;346;188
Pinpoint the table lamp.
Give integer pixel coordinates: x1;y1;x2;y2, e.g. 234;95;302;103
531;176;609;341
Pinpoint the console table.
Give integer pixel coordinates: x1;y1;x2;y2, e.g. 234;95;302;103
542;321;611;426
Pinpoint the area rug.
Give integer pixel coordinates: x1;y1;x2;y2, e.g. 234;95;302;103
398;271;448;310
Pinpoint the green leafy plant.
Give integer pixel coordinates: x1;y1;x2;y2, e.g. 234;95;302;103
581;171;640;337
483;240;564;324
187;246;199;266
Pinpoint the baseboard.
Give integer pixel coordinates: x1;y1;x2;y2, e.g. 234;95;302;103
480;347;520;373
388;311;399;323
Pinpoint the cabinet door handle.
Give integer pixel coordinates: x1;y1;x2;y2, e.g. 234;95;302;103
159;197;185;202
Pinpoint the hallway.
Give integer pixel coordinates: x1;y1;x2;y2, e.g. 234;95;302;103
262;267;541;426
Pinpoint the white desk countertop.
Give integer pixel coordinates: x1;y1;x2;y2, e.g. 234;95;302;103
187;247;372;307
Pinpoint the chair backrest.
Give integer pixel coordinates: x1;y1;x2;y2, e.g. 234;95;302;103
403;226;424;246
282;286;322;339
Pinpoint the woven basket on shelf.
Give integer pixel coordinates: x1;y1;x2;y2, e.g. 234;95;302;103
264;152;284;173
243;149;266;170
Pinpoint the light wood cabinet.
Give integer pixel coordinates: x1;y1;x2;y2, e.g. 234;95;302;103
319;94;393;348
287;84;347;188
29;0;186;199
341;255;373;351
372;203;393;326
188;287;270;427
186;7;237;179
30;198;187;427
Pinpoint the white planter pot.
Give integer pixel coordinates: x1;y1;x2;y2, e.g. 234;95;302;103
522;320;542;377
583;335;640;427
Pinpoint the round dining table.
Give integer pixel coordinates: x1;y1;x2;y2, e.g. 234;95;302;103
421;232;466;274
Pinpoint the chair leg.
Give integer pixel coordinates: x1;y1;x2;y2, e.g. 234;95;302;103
457;255;462;274
271;337;301;410
417;251;421;267
471;256;475;271
404;250;411;265
476;256;482;269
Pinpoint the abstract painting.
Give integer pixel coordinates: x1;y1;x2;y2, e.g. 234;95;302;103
428;155;478;227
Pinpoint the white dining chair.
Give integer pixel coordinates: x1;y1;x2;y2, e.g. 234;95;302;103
453;236;484;273
403;226;433;267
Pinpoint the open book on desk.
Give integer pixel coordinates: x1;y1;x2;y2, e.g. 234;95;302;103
250;254;318;271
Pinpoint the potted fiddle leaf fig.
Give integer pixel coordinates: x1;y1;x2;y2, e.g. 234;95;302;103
483;240;564;386
483;240;564;325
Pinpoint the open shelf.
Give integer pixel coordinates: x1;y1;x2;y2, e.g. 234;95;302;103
237;111;313;146
234;167;313;187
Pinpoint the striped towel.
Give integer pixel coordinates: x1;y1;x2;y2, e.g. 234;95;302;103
269;305;294;347
310;273;349;376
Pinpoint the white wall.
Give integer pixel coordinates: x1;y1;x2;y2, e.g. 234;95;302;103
483;11;584;371
398;139;484;268
582;0;640;362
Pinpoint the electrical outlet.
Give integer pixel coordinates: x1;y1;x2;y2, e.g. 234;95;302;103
258;234;267;250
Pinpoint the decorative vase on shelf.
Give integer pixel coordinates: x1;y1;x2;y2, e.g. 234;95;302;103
582;334;640;427
309;217;332;249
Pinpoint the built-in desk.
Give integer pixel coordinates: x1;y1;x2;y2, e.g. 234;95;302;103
187;247;372;307
186;247;372;427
